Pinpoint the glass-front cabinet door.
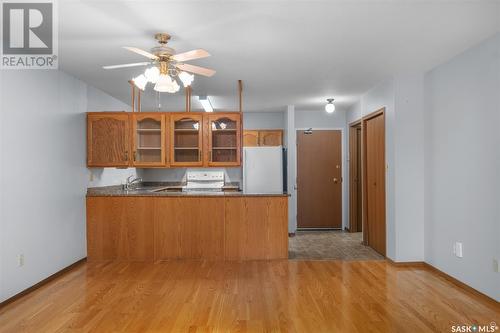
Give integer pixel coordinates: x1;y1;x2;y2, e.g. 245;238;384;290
132;113;166;167
207;113;241;166
170;114;203;166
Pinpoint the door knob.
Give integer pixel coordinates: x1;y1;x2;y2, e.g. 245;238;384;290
333;178;338;184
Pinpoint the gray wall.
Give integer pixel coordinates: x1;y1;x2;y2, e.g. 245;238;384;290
0;70;133;302
139;168;242;184
424;34;500;301
243;111;285;129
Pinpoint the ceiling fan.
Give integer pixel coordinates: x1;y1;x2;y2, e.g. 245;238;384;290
103;33;216;93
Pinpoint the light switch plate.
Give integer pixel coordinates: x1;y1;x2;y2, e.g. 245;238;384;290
17;254;24;267
493;259;499;273
455;242;463;258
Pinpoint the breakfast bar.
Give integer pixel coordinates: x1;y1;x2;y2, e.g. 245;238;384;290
86;185;289;262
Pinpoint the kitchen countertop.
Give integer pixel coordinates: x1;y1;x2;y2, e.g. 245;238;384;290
87;182;289;197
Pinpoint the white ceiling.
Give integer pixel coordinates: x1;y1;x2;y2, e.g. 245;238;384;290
59;0;500;112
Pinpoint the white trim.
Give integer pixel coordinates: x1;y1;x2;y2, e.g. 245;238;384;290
295;127;346;230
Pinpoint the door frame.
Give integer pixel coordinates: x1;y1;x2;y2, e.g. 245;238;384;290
348;120;362;233
295;127;345;230
361;108;386;252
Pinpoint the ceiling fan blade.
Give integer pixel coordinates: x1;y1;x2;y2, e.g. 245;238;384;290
102;62;150;69
123;46;158;60
172;49;210;62
176;63;216;77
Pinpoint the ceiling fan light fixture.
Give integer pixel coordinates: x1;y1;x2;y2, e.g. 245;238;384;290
198;95;214;112
133;74;148;91
154;74;180;93
325;98;336;113
144;66;160;83
178;71;194;87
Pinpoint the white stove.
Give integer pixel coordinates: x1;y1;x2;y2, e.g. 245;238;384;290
183;171;224;192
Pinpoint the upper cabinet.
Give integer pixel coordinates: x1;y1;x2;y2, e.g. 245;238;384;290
87;112;242;168
207;113;241;166
243;129;283;147
170;114;204;167
87;113;130;167
243;130;259;147
259;130;283;146
132;113;167;167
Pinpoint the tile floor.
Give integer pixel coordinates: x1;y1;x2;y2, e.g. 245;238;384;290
289;230;385;260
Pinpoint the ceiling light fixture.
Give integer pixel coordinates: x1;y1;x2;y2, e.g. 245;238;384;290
198;95;214;112
154;74;180;93
144;66;160;83
133;74;148;91
325;98;336;113
178;71;194;87
105;32;216;95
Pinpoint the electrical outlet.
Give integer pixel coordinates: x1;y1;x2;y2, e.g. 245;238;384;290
493;259;499;273
17;254;24;267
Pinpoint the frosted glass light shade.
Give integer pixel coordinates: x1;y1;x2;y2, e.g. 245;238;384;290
133;74;148;91
325;102;336;113
144;66;160;83
178;71;194;87
154;74;180;93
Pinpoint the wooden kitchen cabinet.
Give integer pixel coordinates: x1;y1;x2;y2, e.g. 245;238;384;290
87;113;131;167
87;111;242;168
170;113;203;167
132;113;167;167
206;113;241;166
243;130;259;146
259;130;283;146
87;195;288;261
243;129;283;147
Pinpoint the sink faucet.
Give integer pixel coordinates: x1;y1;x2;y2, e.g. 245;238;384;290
124;175;142;190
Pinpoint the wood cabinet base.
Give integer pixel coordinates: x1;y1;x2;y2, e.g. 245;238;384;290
86;196;288;261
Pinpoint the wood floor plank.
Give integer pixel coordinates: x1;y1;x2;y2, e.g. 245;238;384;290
0;260;498;333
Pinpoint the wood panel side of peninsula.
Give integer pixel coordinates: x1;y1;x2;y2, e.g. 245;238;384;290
86;196;288;261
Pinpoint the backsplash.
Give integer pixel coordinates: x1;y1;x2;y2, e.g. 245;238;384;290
137;167;242;185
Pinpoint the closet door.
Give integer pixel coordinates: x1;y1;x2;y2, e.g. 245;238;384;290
364;111;386;256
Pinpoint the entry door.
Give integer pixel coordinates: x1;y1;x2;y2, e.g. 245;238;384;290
297;130;342;229
364;112;386;255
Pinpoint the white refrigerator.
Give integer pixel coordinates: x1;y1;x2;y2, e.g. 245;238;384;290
243;146;284;194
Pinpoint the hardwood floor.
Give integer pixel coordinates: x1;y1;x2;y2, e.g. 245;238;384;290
0;260;498;332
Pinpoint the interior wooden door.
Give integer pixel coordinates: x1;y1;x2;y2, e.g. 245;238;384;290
87;113;130;167
363;111;386;255
297;130;342;229
349;123;362;232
